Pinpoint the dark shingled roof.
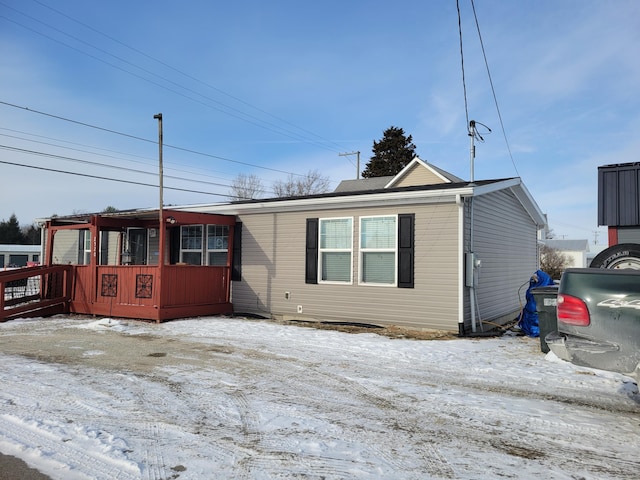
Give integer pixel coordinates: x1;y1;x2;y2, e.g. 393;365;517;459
334;176;394;193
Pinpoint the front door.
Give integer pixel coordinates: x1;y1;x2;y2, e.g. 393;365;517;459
128;228;148;265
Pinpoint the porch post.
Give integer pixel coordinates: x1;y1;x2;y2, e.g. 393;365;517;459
90;215;99;304
44;221;56;266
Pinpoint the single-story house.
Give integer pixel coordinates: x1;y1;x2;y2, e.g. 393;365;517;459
177;157;546;334
0;244;41;268
540;239;589;268
22;157;545;333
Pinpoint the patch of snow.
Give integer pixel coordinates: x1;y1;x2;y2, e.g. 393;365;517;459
74;318;130;332
0;316;638;479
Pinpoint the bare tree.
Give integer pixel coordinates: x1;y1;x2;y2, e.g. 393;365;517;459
229;173;265;200
540;245;570;281
272;170;331;197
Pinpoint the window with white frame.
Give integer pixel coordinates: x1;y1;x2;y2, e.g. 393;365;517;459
207;225;229;265
319;217;353;283
360;215;397;285
180;225;203;265
81;230;91;265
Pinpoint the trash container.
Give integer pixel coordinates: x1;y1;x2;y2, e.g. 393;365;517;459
531;285;559;353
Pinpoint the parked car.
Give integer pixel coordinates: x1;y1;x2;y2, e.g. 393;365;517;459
545;268;640;381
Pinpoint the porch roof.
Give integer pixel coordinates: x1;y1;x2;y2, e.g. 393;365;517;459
44;208;235;229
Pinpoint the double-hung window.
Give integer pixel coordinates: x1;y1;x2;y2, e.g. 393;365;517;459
360;216;397;285
319;217;353;283
207;225;229;266
181;225;203;265
179;225;230;266
306;214;414;288
80;230;91;265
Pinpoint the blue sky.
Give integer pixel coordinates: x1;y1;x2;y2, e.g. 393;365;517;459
1;0;638;248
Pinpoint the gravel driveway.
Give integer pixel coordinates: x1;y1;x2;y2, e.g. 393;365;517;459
0;316;638;479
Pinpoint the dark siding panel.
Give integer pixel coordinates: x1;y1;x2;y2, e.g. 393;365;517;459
77;230;85;264
305;218;318;284
598;164;640;226
619;170;638;225
398;214;414;288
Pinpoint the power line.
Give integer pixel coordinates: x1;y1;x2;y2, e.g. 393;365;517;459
0;144;234;190
469;0;520;177
0;127;241;181
0;158;232;198
456;0;470;128
1;1;347;153
30;0;348;154
0;100;301;176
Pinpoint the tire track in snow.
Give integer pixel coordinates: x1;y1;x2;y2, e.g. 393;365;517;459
141;422;166;480
226;386;268;479
0;413;140;480
255;359;457;478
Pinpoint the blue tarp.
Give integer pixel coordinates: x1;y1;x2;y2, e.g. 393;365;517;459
518;270;554;337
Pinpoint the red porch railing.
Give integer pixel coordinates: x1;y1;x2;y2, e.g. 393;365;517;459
0;265;72;322
29;208;237;323
66;264;232;322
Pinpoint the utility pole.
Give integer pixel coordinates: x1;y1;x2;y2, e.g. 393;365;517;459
154;113;163;224
339;151;360;179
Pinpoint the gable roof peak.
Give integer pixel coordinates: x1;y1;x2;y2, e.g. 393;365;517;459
334;156;465;193
385;156;464;188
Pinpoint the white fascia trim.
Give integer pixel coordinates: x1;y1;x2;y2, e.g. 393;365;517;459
509;181;547;228
468;178;546;228
179;188;467;216
385;156;450;188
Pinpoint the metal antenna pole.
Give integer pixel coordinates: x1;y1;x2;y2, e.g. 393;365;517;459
469;120;476;184
339;151;361;179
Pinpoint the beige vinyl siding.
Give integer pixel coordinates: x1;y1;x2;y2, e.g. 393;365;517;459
100;231;120;265
233;202;460;331
393;163;447;187
51;229;80;264
470;190;539;324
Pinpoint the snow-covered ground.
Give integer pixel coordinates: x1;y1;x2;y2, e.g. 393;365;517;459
0;316;638;479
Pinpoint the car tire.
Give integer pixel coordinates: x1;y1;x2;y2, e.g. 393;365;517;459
589;243;640;269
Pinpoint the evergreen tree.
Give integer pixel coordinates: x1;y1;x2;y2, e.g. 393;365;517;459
21;224;41;245
0;214;25;244
362;126;417;178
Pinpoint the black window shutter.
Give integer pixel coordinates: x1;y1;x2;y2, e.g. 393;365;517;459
398;214;415;288
232;222;242;281
77;230;85;264
305;218;319;284
169;227;181;264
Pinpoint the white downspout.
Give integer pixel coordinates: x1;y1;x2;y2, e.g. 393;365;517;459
456;194;465;335
469;196;477;333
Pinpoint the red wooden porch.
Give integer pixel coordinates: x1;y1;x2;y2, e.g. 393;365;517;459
28;208;236;322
